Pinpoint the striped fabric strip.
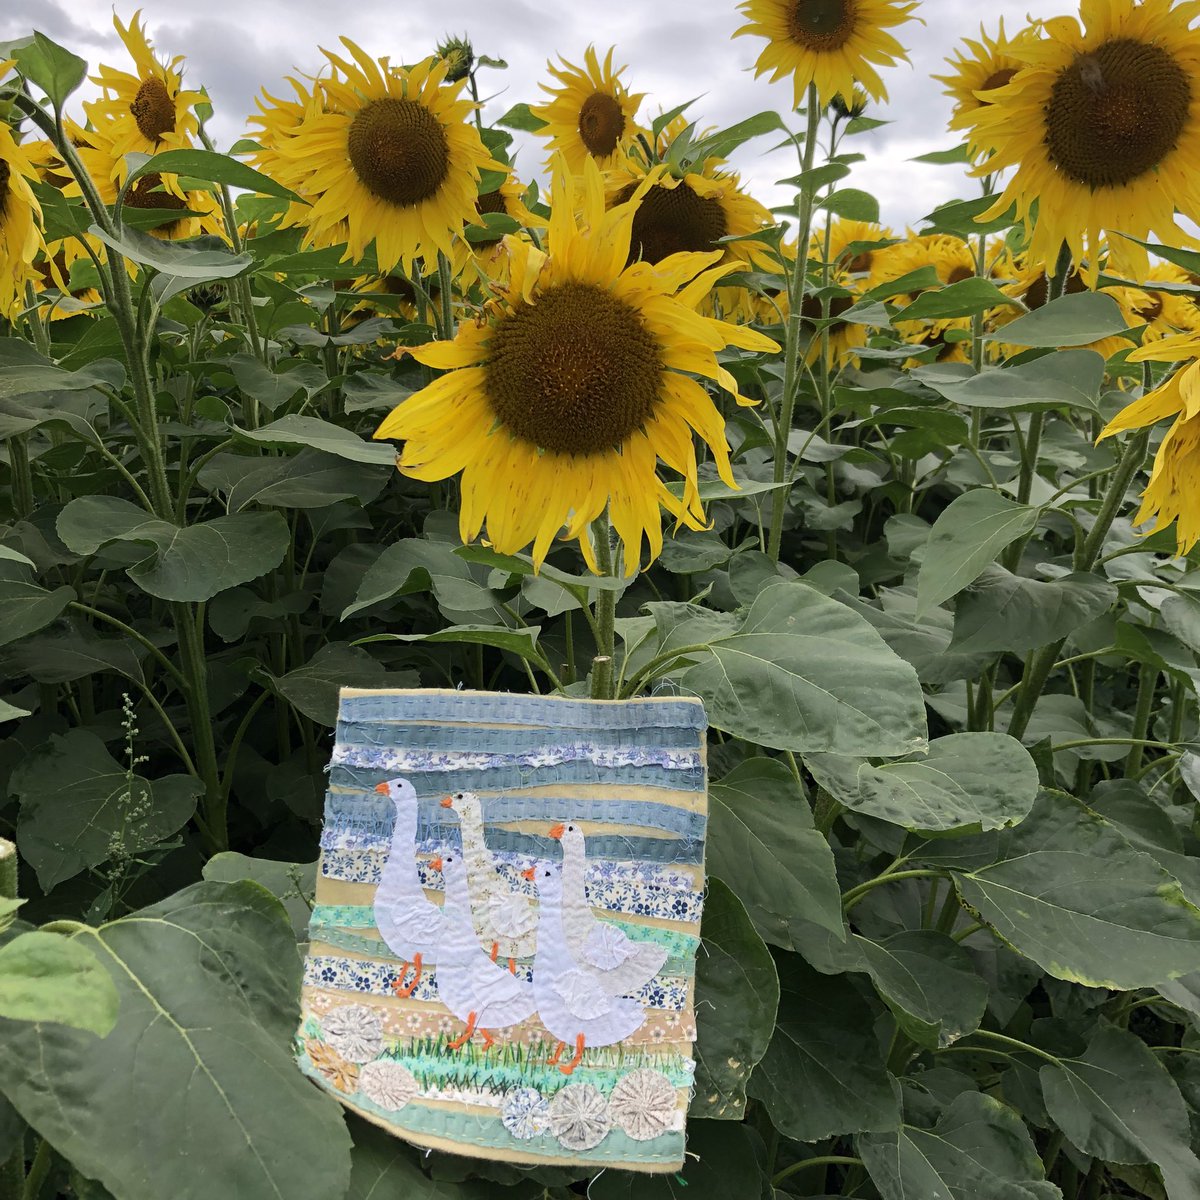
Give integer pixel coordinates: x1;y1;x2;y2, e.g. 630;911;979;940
336;721;703;754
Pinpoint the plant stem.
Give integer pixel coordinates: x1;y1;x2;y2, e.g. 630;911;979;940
1007;428;1149;742
7;437;34;518
771;1155;862;1187
1124;664;1158;777
768;85;822;562
841;868;948;914
19;1140;47;1200
590;514;617;700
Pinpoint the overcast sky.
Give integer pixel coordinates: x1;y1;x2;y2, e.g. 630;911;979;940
2;0;1046;230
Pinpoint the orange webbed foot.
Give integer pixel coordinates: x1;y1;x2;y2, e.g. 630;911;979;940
559;1033;586;1076
447;1011;478;1051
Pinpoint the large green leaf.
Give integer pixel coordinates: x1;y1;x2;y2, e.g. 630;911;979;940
268;641;390;726
1041;1026;1200;1200
748;954;900;1142
219;450;389;511
57;496;290;602
0;577;74;649
950;567;1117;654
922;348;1105;410
9;32;87;105
986;292;1130;347
805;733;1040;833
859;1092;1059;1200
125;148;304;204
707;759;845;945
89;222;253;279
691;878;779;1119
234;414;398;465
346;1118;498;1198
680;582;927;757
895;277;1018;322
954;792;1200;989
201;854;318;943
343;538;501;621
916;490;1039;617
10;730;200;891
0;882;352;1200
0;931;118;1034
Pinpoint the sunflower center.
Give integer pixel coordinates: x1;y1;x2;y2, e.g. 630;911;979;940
1023;268;1087;310
347;98;450;207
124;172;189;233
472;189;509;249
1045;38;1191;188
578;92;625;158
1134;293;1163;322
787;0;856;50
616;181;729;265
130;77;177;143
485;282;664;456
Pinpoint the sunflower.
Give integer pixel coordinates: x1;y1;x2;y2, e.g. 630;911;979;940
249;43;496;276
453;173;544;286
934;19;1039;131
0;121;46;319
83;11;204;166
530;47;647;174
374;158;779;572
1108;262;1200;346
963;0;1200;286
734;0;919;109
1099;333;1200;553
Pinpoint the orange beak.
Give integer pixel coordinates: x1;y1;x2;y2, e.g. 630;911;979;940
374;782;389;795
520;866;536;881
440;796;454;808
429;856;443;872
548;823;564;840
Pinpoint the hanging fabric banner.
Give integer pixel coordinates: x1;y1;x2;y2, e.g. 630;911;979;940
296;687;708;1172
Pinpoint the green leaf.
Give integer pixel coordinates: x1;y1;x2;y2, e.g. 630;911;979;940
680;581;928;757
855;931;988;1049
687;111;787;165
268;642;389;726
920;195;1017;237
895;278;1017;322
202;854;317;943
987;292;1130;348
89;222;253;279
226;355;327;412
1041;1025;1200;1200
343;539;499;621
0;545;35;568
691;878;780;1120
234;414;398;465
916;490;1039;617
748;954;900;1142
0;882;353;1200
920;348;1106;411
57;497;290;602
950;567;1118;654
0;578;74;649
1112;236;1200;278
859;1092;1059;1200
495;102;547;132
359;624;545;664
0;699;30;722
954;792;1200;989
10;32;87;106
806;732;1039;833
819;188;880;222
0;360;125;400
707;759;845;946
219;450;389;511
10;730;200;891
0;932;118;1034
125;148;304;204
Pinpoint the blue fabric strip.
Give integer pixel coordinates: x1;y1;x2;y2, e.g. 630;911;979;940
334;721;703;754
322;792;708;839
329;760;704;795
337;691;705;730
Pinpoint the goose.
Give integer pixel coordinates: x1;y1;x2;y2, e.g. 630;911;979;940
372;777;444;997
441;790;538;969
435;851;537;1050
550;821;669;996
523;861;646;1075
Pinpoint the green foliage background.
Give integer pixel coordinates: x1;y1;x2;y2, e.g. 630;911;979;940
2;25;1200;1200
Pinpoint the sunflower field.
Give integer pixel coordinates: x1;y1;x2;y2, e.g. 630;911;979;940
4;0;1200;1196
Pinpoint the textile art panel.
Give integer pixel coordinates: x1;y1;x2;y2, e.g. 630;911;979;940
297;687;708;1171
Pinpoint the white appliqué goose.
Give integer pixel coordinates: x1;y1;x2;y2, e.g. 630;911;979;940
442;790;538;966
525;860;646;1075
436;850;537;1049
371;777;443;996
551;821;668;995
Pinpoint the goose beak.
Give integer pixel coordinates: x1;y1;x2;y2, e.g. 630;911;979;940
440;796;454;808
374;782;390;795
429;856;443;872
520;866;536;881
548;822;564;840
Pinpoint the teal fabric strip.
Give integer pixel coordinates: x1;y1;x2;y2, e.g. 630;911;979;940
336;691;705;731
336;721;703;754
296;1054;686;1166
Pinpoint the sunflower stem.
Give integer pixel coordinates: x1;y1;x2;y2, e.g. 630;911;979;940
0;840;22;1200
437;251;456;341
768;84;822;562
590;513;618;700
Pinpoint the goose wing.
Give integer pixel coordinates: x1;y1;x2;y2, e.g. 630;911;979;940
552;966;614;1020
582;922;639;970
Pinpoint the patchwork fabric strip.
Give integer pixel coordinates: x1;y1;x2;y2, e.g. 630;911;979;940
297;687;708;1172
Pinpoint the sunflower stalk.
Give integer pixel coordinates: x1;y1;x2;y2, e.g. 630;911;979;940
768;85;823;561
590;513;618;701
